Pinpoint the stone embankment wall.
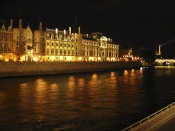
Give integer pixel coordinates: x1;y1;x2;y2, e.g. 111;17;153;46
0;61;142;77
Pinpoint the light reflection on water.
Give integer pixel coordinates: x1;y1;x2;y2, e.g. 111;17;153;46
0;68;175;130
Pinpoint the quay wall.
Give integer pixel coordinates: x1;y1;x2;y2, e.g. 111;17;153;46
0;61;142;77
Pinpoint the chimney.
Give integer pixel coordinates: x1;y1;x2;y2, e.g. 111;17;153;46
10;19;13;28
64;29;66;40
69;27;71;35
158;45;161;55
78;27;80;34
39;22;42;30
19;19;22;28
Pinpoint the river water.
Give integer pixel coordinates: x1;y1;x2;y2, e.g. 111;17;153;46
0;67;175;130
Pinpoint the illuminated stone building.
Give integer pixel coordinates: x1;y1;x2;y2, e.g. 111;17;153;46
0;20;13;61
0;19;119;62
44;27;81;61
82;32;119;61
33;22;45;61
44;28;119;62
12;19;33;61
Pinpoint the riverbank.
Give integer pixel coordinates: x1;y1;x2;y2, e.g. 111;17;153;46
0;61;142;78
155;66;175;69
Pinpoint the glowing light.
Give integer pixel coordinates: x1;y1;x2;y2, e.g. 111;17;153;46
98;57;101;61
55;28;58;33
124;70;128;75
78;78;84;88
68;76;75;90
51;56;55;61
67;56;72;61
4;58;9;62
111;58;115;61
89;57;95;61
33;57;38;62
131;69;135;73
110;72;115;77
78;57;82;61
60;56;63;60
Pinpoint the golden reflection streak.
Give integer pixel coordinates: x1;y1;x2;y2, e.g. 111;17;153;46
103;71;117;99
77;78;85;88
68;76;75;91
19;83;30;105
50;83;59;98
89;73;98;88
109;71;117;88
34;78;49;121
35;78;48;101
129;69;139;86
88;73;99;99
67;76;75;99
50;83;59;90
140;67;143;73
122;69;139;87
124;70;128;75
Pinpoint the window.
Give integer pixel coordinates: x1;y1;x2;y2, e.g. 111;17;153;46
2;44;4;51
55;49;58;55
8;45;11;51
51;49;54;55
46;48;49;55
2;35;4;41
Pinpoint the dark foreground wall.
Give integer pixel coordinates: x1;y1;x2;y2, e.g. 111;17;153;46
0;61;142;77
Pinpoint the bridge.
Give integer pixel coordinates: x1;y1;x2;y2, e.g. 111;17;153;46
154;59;175;66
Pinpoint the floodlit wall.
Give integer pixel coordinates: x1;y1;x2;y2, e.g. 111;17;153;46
0;61;141;77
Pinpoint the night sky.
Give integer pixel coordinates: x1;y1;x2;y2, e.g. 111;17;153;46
1;0;175;57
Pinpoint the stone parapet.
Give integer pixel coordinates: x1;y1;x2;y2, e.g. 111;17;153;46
0;61;142;77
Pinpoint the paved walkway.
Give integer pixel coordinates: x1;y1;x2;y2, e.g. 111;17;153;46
121;102;175;131
155;115;175;131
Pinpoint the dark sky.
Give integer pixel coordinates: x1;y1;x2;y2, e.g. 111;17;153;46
1;0;175;56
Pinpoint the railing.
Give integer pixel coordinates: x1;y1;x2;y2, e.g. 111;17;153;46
121;102;175;131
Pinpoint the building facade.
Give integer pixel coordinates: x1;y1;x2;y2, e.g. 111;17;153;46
0;20;13;61
0;19;120;62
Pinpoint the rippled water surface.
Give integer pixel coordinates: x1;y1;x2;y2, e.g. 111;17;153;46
0;68;175;130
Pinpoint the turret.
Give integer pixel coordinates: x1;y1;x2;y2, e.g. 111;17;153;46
19;19;22;28
78;26;80;34
69;27;71;35
10;19;13;29
158;45;161;55
39;22;42;30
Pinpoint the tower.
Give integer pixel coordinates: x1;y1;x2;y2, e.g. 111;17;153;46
157;45;161;55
